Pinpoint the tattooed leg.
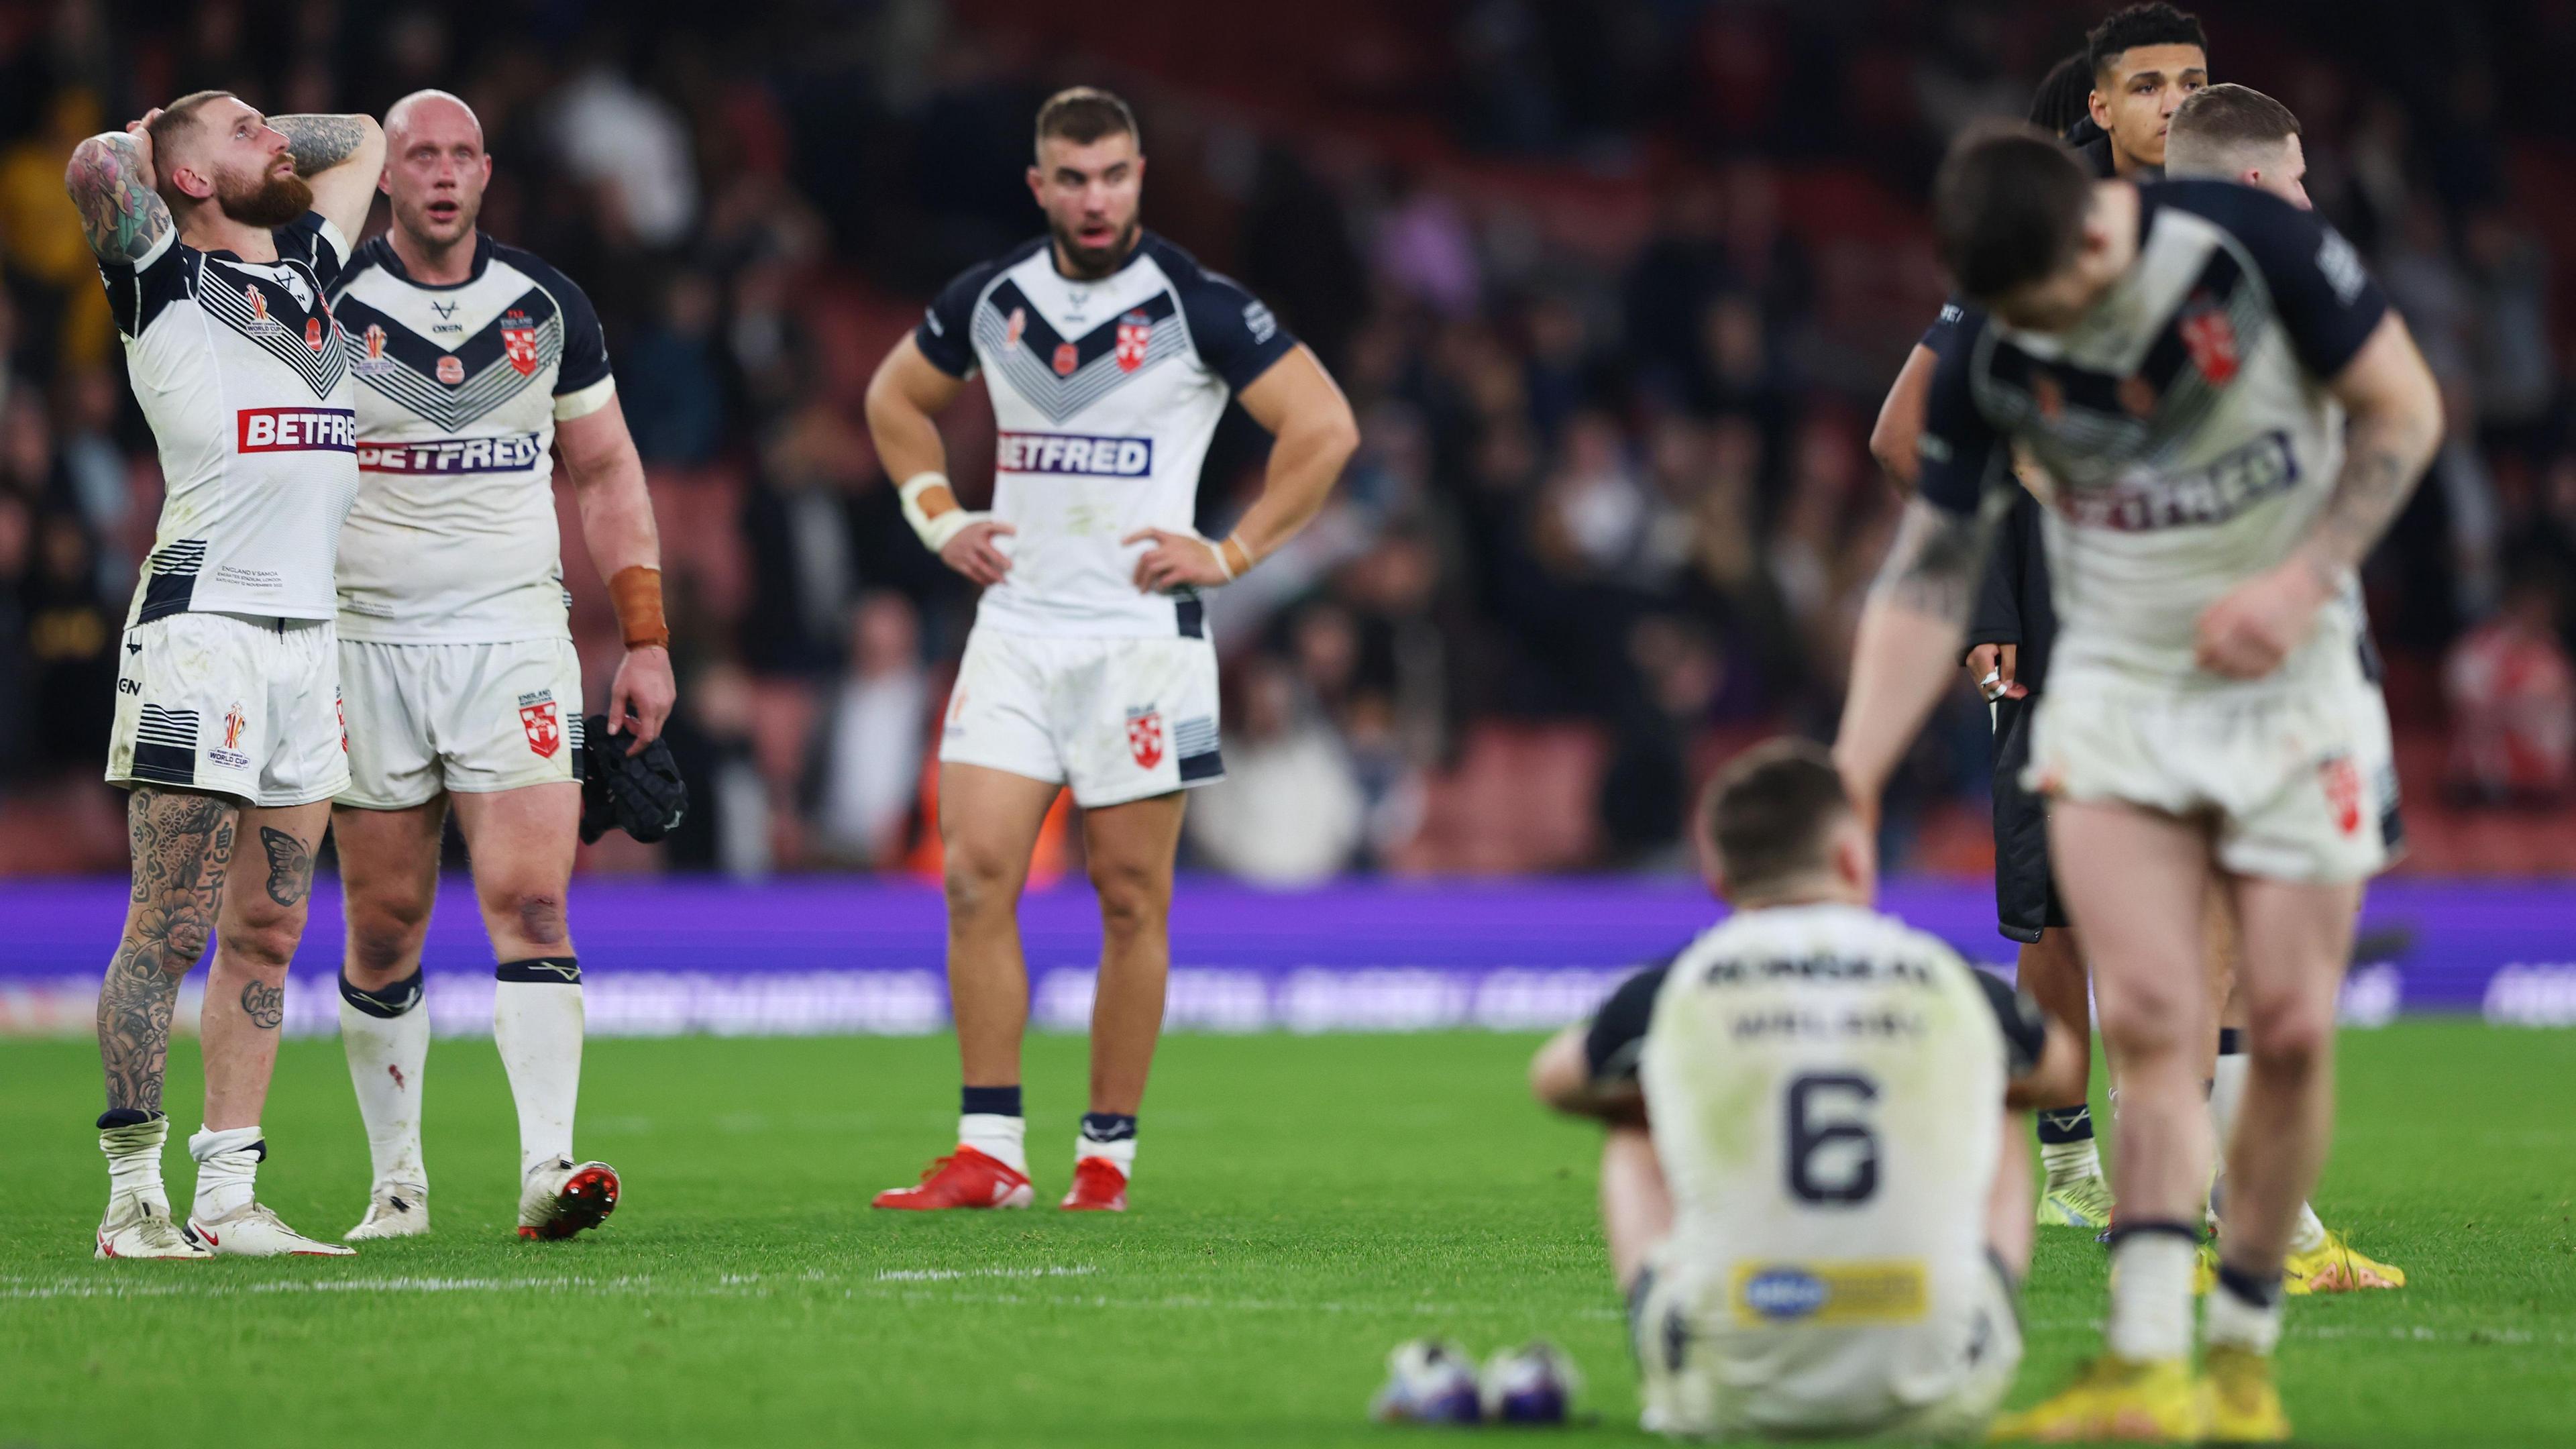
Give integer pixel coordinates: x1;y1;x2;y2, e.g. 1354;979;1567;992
100;788;237;1114
201;800;329;1130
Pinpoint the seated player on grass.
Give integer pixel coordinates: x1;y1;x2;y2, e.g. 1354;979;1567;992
1529;740;2084;1441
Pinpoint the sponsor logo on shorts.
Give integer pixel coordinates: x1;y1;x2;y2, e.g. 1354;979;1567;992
236;407;356;453
208;701;252;771
1730;1261;1926;1328
519;690;562;759
2062;429;2298;533
994;432;1153;478
357;433;547;474
1126;706;1165;770
2321;753;2363;835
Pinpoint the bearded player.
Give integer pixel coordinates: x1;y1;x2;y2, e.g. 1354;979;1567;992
316;91;671;1242
1837;125;2439;1438
863;87;1358;1212
70;93;383;1257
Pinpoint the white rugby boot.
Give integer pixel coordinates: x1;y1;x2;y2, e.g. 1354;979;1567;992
345;1183;429;1241
187;1201;357;1256
518;1158;620;1240
96;1192;211;1260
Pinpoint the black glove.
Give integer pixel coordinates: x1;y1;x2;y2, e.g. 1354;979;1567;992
580;714;688;845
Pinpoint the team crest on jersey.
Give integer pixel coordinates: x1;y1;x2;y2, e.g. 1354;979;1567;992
1003;307;1027;349
2179;296;2240;384
1053;342;1080;376
518;690;563;759
500;311;540;377
436;354;467;385
1125;706;1165;769
1115;311;1152;372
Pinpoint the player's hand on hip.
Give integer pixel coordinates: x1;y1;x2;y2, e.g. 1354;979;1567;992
938;520;1016;587
608;644;676;754
1123;528;1230;592
2194;561;2330;680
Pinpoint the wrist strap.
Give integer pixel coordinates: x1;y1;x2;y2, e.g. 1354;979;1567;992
1214;533;1253;582
900;471;984;553
607;566;668;650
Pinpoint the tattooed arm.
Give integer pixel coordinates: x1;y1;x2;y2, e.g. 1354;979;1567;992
63;129;173;265
268;113;386;248
1831;492;2012;826
2194;314;2444;679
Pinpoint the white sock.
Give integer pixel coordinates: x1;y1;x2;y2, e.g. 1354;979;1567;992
99;1114;170;1210
960;1113;1027;1173
339;971;430;1191
493;960;584;1176
2040;1139;2103;1187
2106;1230;2197;1362
2289;1201;2328;1254
187;1124;265;1218
2205;1271;2286;1354
1077;1134;1138;1178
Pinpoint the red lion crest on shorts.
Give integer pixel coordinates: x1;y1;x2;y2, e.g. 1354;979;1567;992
2320;754;2363;835
520;701;563;759
1125;707;1164;770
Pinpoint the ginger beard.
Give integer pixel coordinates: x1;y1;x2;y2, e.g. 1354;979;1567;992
213;154;313;228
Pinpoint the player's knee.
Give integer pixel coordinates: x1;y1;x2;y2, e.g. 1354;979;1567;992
491;884;568;947
347;894;433;975
154;916;217;975
225;913;303;975
2247;994;2332;1072
1529;1028;1589;1113
1088;856;1169;938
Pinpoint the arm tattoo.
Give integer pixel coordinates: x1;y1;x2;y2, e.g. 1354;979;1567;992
101;788;237;1113
271;115;370;175
2303;423;2426;580
1866;493;2006;625
238;979;285;1031
259;826;314;908
64;133;173;264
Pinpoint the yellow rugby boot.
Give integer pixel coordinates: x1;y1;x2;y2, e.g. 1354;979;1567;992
1986;1354;2207;1442
2286;1228;2406;1293
2202;1344;2292;1442
2037;1173;2116;1230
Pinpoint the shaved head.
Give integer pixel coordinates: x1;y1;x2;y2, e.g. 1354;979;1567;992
384;89;482;150
381;89;492;259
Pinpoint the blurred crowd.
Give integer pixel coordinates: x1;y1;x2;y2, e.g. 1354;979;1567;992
2;0;2572;879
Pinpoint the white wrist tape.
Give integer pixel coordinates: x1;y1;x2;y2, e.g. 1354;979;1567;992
1205;533;1235;582
899;472;985;553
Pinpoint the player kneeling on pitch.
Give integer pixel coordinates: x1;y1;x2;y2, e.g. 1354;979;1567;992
1530;741;2082;1442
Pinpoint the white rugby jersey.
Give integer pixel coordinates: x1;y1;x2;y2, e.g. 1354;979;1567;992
99;213;360;624
1641;902;2044;1424
915;231;1298;638
1918;181;2392;692
325;233;614;643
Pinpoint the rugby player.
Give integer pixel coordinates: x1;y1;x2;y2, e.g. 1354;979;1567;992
2165;83;2404;1295
1835;125;2440;1438
1530;741;2084;1441
863;88;1358;1212
70;94;384;1257
322;91;669;1242
1868;3;2208;1231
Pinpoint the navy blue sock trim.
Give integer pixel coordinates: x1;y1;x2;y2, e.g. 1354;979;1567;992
496;957;580;985
2217;1026;2245;1055
339;969;424;1018
97;1108;163;1130
2103;1218;2200;1246
2035;1105;2095;1145
1079;1112;1138;1144
2216;1261;2284;1308
961;1085;1022;1118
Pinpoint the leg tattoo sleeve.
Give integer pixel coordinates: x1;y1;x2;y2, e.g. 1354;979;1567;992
100;788;237;1113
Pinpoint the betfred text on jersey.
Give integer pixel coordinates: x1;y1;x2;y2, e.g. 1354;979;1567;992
996;431;1153;477
2065;429;2299;533
237;408;358;453
357;433;547;474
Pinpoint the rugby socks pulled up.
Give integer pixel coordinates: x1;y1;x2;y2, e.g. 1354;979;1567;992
97;1108;170;1210
2035;1104;2103;1187
1077;1112;1138;1179
187;1124;266;1219
339;969;430;1191
2104;1220;2199;1362
2206;1261;2286;1356
960;1085;1027;1174
494;957;584;1177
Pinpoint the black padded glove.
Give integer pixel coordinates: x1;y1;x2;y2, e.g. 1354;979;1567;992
580;714;688;845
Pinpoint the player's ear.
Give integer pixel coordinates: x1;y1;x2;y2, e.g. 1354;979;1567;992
168;159;215;203
1025;164;1044;204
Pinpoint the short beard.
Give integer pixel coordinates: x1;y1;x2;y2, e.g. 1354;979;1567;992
217;168;315;229
1049;217;1140;280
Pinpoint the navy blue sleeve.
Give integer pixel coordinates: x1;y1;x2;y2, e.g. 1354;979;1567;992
1919;297;1971;356
914;260;1000;378
2171;183;2390;378
1175;264;1298;393
274;211;346;289
1965;490;2023;651
547;270;612;397
98;234;188;339
1915;316;2007;517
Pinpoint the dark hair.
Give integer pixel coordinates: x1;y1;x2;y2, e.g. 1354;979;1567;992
2167;83;2300;171
1034;87;1139;159
146;90;237;196
2087;3;2208;82
1933;121;2094;301
2029;51;2097;136
1704;739;1851;894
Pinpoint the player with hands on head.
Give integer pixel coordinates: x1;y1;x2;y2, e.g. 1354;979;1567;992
865;87;1357;1213
322;90;668;1243
70;91;382;1257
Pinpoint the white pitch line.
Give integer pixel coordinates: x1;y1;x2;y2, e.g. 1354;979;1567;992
2022;1317;2565;1348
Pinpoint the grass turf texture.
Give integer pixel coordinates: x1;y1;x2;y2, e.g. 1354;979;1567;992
1;1022;2569;1447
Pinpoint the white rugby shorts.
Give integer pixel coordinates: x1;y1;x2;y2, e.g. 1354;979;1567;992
938;628;1223;808
337;637;584;810
108;612;349;808
1629;1245;2021;1442
2027;647;2400;884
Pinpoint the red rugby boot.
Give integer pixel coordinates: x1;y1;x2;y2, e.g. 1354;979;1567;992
871;1146;1034;1210
1058;1156;1129;1212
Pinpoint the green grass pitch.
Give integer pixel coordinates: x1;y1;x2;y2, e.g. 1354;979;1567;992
1;1022;2569;1446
